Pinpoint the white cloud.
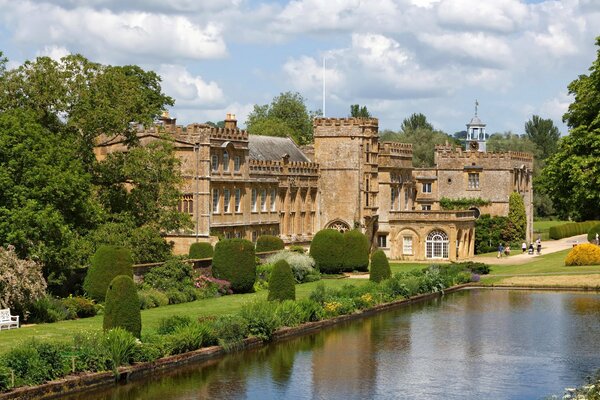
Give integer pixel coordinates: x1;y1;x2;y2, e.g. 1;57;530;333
159;65;225;107
436;0;528;33
36;45;70;60
283;55;344;94
539;92;572;125
172;102;254;128
2;1;227;63
420;32;513;67
531;24;578;57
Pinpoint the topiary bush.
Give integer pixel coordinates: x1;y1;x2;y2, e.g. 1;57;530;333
369;250;391;283
212;239;256;293
265;251;320;283
310;229;344;274
189;242;213;259
565;243;600;266
103;275;142;338
83;245;133;302
268;260;296;301
142;258;198;304
342;229;370;272
549;221;600;240
587;223;600;243
256;235;285;253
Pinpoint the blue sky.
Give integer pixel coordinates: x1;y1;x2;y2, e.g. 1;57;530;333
1;0;599;135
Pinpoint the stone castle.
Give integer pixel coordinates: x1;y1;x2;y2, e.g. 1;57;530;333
95;111;533;261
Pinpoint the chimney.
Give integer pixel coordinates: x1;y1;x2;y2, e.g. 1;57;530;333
224;113;237;130
159;110;176;127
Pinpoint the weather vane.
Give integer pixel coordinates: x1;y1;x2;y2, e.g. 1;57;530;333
475;99;479;116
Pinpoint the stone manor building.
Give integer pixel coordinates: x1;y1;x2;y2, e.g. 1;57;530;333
95;111;533;262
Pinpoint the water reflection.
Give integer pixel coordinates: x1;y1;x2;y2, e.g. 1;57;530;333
65;289;600;400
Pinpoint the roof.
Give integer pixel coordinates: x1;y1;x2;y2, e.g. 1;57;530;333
467;116;485;126
248;135;310;162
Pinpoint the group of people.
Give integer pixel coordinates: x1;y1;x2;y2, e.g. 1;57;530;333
497;239;542;258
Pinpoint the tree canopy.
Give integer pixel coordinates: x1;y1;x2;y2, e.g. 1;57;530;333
524;115;561;160
541;36;600;220
349;104;371;118
246;91;319;145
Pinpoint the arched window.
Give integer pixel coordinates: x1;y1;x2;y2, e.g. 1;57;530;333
326;220;351;233
223;151;229;172
426;230;449;259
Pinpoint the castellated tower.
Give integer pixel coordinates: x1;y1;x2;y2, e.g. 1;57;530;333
313;118;379;239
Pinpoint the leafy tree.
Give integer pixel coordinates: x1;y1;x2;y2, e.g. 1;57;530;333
400;113;433;132
350;104;371;118
246;91;318;145
205;120;225;128
508;192;527;241
486;131;539;154
524;115;561;160
542;37;600;220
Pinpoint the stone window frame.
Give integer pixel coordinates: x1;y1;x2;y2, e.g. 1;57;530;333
212;188;219;214
468;172;480;190
223;151;230;172
426;230;449;259
211;154;219;172
234;188;242;213
261;188;267;212
251;188;257;212
223;188;231;213
270;188;277;212
422;182;432;194
178;194;193;215
403;236;413;255
377;234;388;248
234;155;241;172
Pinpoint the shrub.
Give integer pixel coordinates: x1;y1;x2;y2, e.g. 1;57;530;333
2;341;68;386
588;223;600;243
508;192;527;241
102;328;137;372
474;215;514;254
265;251;320;283
194;274;233;297
133;342;164;363
212;239;256;293
549;221;600;240
143;258;197;304
238;300;280;341
28;295;71;323
157;315;193;335
275;300;305;327
61;296;97;318
268;260;296;301
565;243;600;266
138;288;169;309
296;298;325;322
453;261;490;275
254;263;273;292
289;245;306;253
310;229;344;274
342;230;370;272
256;235;285;253
189;242;213;259
0;366;11;391
72;331;111;372
83;245;133;302
166;322;214;355
212;314;250;350
369;250;391;283
0;245;47;318
103;275;142;338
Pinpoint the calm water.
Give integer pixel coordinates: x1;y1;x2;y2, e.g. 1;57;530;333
65;289;600;400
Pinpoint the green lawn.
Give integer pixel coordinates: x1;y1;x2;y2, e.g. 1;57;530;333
389;262;429;275
533;219;568;240
0;278;369;355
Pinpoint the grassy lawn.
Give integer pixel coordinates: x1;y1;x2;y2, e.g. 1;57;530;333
533;219;568;240
0;277;369;355
389;262;427;275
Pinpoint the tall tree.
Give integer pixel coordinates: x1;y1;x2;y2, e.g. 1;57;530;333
400;113;433;133
486;131;539;155
524;115;561;159
246;91;319;145
542;37;600;220
349;104;371;118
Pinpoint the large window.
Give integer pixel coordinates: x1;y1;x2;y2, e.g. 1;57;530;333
251;188;257;212
211;154;219;172
212;189;219;213
421;204;431;210
178;194;193;215
468;173;480;189
223;151;229;172
235;188;241;212
234;156;241;172
261;189;267;211
270;188;277;211
378;234;387;248
426;230;449;259
422;182;432;193
223;189;230;213
403;236;413;255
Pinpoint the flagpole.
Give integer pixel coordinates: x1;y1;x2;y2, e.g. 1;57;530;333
322;55;326;117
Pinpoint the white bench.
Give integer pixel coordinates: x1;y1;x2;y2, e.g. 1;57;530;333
0;308;19;330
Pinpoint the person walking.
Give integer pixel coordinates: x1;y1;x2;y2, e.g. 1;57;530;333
536;238;542;255
528;243;534;255
497;243;504;258
521;242;527;253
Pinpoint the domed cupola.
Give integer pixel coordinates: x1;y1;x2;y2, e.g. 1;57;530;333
466;100;487;152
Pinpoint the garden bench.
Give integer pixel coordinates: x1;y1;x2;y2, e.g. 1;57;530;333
0;308;19;330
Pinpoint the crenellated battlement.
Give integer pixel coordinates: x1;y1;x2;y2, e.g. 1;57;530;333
435;149;533;162
209;127;249;141
249;159;319;175
380;141;413;156
313;117;379;128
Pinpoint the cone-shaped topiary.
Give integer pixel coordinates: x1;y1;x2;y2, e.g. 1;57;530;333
189;242;213;259
369;250;391;282
83;245;133;302
103;275;142;338
310;229;344;274
342;229;370;272
212;238;256;293
256;235;285;253
268;260;296;301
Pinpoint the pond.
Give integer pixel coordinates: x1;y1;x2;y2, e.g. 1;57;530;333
65;289;600;400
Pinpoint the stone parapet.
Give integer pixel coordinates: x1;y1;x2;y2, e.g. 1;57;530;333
314;117;379;128
380;141;413;157
389;210;475;222
248;159;319;176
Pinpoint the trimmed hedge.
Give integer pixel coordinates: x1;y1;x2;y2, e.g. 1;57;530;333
369;250;391;283
342;229;370;272
256;235;284;253
83;245;133;302
212;238;256;293
549;221;600;240
268;260;296;301
587;223;600;243
310;229;344;274
565;243;600;266
189;242;213;259
103;275;142;338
